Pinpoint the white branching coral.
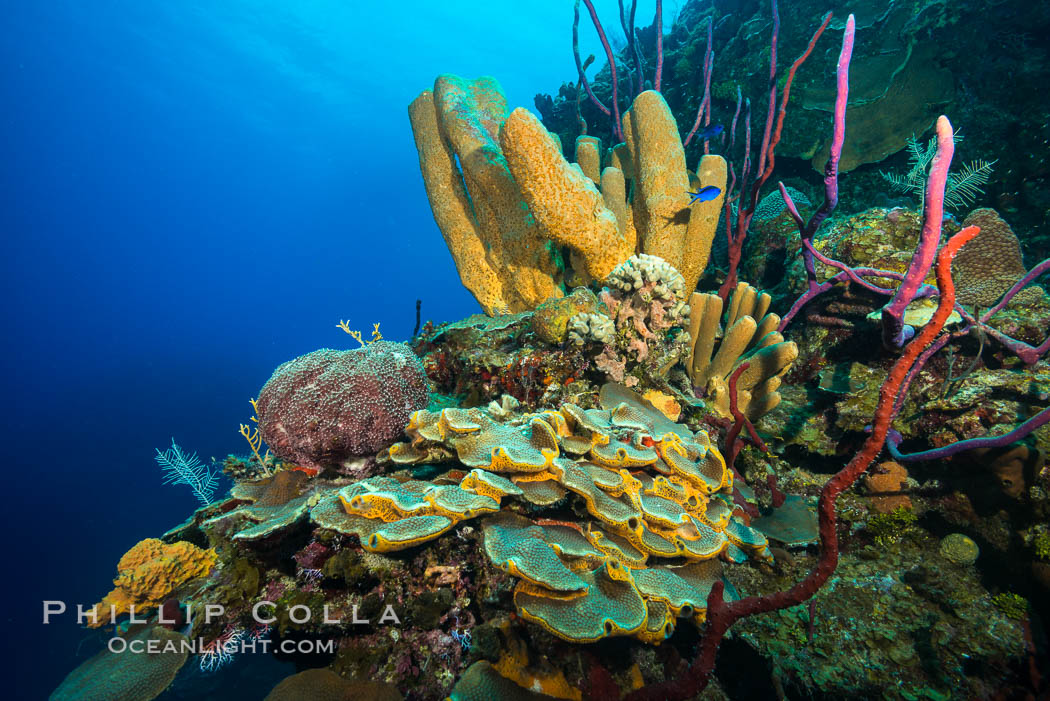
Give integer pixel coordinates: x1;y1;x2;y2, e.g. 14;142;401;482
598;255;692;387
567;313;615;346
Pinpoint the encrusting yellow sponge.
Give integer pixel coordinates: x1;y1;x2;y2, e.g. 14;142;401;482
87;538;217;628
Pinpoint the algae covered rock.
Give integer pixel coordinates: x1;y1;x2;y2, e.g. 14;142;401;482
530;287;603;344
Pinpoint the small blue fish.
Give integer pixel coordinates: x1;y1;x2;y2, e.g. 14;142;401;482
696;124;724;140
687;186;721;204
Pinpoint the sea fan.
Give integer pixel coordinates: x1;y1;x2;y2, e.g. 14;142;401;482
156;438;219;505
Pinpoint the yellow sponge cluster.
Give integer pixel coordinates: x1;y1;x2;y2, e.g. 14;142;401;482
687;282;799;421
409;76;562;314
410;78;728;314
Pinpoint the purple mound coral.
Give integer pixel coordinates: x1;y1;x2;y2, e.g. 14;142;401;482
256;341;429;469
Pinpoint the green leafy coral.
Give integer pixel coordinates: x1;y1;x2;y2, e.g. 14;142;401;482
865;507;919;546
991;593;1028;620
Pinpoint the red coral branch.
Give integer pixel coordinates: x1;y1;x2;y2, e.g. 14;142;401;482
581;0;623;141
718;6;831;301
573;0;611;120
683;19;714;148
724;362;769;474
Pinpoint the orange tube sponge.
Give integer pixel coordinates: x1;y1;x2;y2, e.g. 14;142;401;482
89;538;217;627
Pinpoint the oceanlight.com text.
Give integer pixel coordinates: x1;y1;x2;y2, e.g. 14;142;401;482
107;635;336;656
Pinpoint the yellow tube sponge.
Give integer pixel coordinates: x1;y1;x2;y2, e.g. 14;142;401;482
686;284;797;422
686;291;722;381
623;91;691;272
600;166;636;256
408;89;508;315
500;108;626;281
429;75;563;311
725;281;771;329
607;143;633;180
681;155;728;294
574;135;602;184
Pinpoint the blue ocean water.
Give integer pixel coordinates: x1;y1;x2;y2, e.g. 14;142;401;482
2;1;656;697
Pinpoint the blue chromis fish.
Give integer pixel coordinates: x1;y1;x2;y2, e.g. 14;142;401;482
696;124;724;140
687;186;722;204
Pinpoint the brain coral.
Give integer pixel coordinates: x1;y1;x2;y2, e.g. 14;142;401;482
257;342;429;468
954;208;1045;308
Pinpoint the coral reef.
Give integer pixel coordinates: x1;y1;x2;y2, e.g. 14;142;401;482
777;206;1050;344
56;3;1050;700
374;385;773;603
